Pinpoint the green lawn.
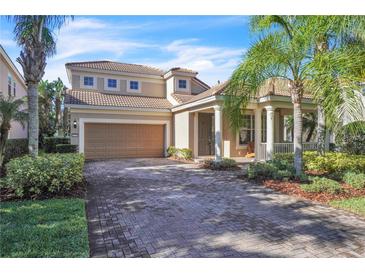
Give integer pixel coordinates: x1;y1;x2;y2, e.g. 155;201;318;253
329;197;365;217
0;198;89;257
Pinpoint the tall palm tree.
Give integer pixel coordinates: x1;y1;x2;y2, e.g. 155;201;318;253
52;77;64;135
0;96;27;168
303;16;365;155
225;16;311;176
9;16;72;157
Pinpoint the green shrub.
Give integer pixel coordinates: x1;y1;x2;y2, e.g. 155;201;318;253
1;153;84;198
167;146;193;160
336;121;365;155
3;138;28;164
274;152;365;174
247;159;295;180
55;144;78;153
343;172;365;190
167;146;177;157
203;158;238;170
44;137;70;153
301;177;343;194
178;148;193;160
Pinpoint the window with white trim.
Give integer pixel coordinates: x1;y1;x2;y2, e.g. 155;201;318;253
129;80;139;90
178;79;187;89
13;82;16;96
237;114;255;147
107;79;117;88
83;76;94;87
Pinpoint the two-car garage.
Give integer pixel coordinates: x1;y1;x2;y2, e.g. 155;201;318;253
84;123;165;160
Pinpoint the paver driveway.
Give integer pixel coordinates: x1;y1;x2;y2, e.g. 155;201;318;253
84;158;365;258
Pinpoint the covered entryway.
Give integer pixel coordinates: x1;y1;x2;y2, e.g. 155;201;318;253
84;123;165;159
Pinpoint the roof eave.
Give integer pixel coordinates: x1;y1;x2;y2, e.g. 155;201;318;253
64;104;172;113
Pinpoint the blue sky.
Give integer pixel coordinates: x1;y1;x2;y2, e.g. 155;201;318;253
0;16;251;86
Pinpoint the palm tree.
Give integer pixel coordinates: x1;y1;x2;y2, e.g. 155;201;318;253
52;77;65;135
225;16;311;176
9;16;72;157
38;79;56;143
0;96;27;168
285;113;317;142
303;16;365;155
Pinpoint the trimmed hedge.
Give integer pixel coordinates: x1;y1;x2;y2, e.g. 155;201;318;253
167;146;193;160
44;137;70;153
3;138;28;164
55;144;78;153
202;158;238;170
274;152;365;174
247;159;296;180
1;153;85;198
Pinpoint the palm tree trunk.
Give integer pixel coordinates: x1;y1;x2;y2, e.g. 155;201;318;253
293;102;303;176
290;81;304;177
28;83;39;157
317;104;326;155
0;126;9;174
306;124;315;142
55;97;61;135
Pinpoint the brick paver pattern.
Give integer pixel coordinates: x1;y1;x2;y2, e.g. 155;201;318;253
84;159;365;258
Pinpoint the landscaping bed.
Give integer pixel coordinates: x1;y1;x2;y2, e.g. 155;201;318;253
245;152;365;216
0;198;89;257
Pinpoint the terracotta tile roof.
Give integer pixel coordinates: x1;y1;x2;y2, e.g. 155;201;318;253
257;78;313;99
178;81;228;106
64;89;172;109
171;93;196;104
66;61;164;76
167;67;198;74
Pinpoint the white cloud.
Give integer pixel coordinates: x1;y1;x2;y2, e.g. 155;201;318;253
148;39;244;85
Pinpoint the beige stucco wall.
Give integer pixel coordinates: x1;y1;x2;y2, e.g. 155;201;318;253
70;69;166;97
0;51;28;139
173;111;190;149
69;108;172;148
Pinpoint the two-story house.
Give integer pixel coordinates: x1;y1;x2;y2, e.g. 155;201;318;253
64;61;319;161
0;45;27;139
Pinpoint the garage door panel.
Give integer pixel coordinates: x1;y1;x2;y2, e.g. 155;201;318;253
84;123;164;159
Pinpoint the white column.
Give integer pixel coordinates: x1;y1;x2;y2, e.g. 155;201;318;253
265;105;275;160
193;112;199;158
214;105;223;161
254;108;262;161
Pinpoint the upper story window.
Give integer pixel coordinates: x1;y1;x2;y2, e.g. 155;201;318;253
107;79;117;88
129;80;139;90
8;75;12;96
237;114;255;147
178;79;187;89
83;76;94;87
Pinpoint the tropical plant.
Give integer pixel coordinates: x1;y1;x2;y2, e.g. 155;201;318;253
9;16;72;157
302;16;365;155
38;79;56;142
284;112;317;142
0;96;27;168
53;77;65;135
225;16;311;176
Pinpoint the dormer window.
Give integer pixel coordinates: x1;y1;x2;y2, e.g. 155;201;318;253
178;79;187;89
83;76;94;87
108;79;117;88
130;81;139;90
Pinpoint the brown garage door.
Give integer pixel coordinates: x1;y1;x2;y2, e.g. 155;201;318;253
84;123;164;159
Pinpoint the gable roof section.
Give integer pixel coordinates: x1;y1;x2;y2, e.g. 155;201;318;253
65;89;172;110
171;93;196;104
66;61;164;76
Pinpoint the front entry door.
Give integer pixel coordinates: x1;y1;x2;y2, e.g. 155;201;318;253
198;113;215;156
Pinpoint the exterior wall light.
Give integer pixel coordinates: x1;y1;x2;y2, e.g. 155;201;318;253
73;119;77;129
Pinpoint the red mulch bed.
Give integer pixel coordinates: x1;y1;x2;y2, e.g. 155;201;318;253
263;179;365;203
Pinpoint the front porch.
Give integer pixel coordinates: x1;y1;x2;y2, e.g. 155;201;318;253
180;102;321;162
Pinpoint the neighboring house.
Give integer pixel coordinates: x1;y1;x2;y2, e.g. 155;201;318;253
0;45;27;139
64;61;318;161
